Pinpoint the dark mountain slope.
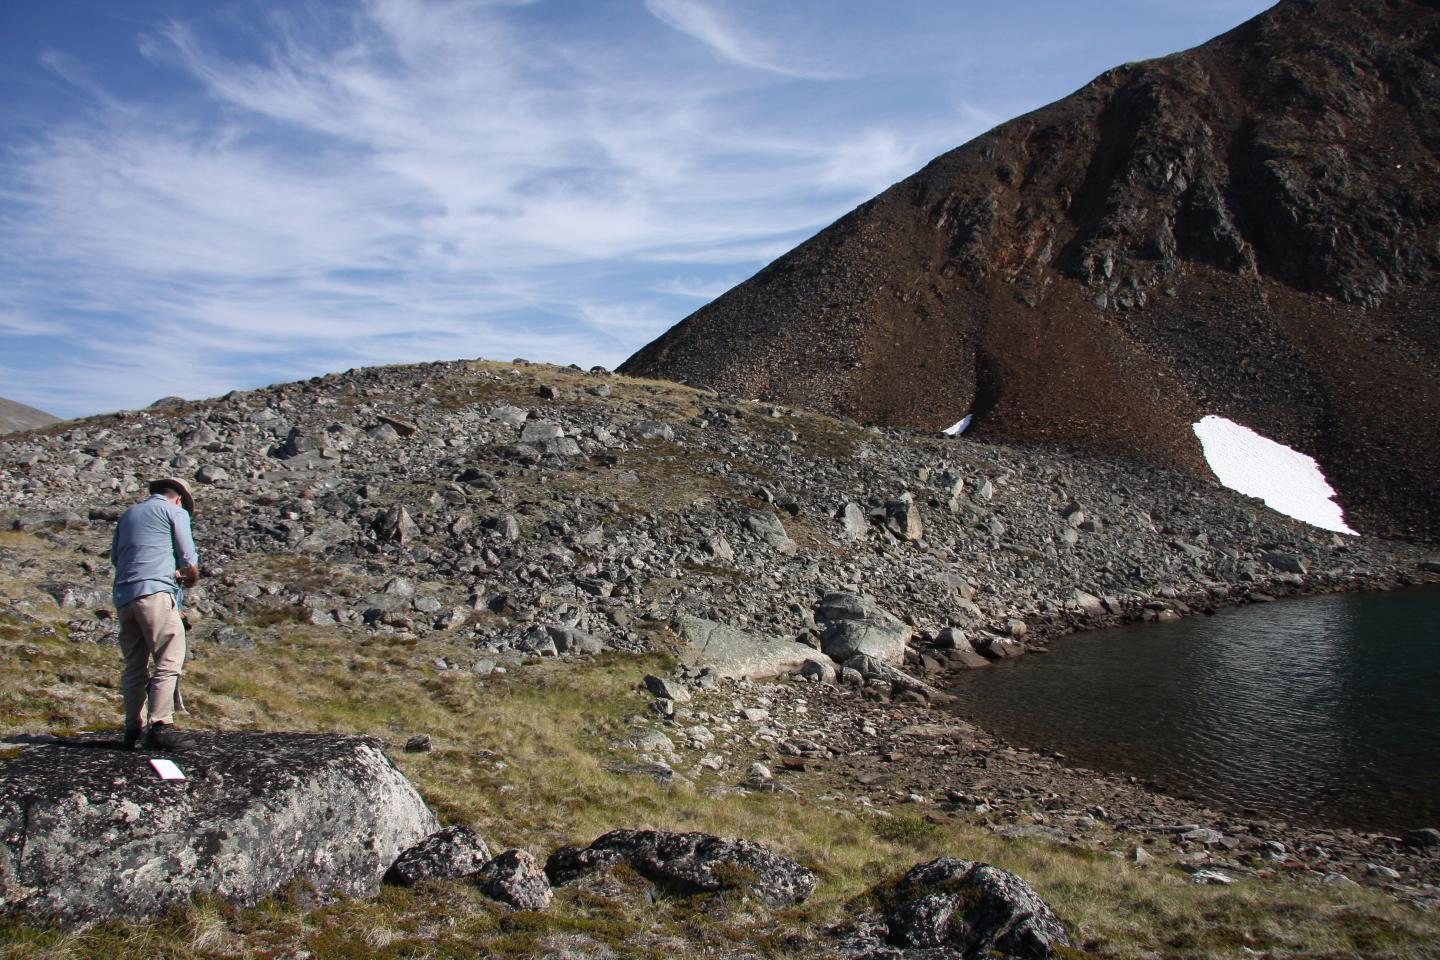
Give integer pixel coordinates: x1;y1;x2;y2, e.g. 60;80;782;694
623;0;1440;540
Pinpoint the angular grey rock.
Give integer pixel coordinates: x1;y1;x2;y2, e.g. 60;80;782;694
520;420;564;444
545;829;817;908
744;510;797;554
814;593;911;666
879;857;1070;958
195;464;229;485
488;405;529;427
703;535;735;561
633;420;675;442
374;506;419;544
377;414;418;437
477;849;553;910
842;655;950;702
672;615;819;680
543;624;603;655
884;495;924;542
798;657;837;683
1261;551;1309;574
274;426;330;460
933;627;990;668
836;501;868;539
1071;589;1106;615
543;436;581;457
0;733;438;926
821;619;910;666
976;633;1026;659
643;674;692;703
385;825;492;887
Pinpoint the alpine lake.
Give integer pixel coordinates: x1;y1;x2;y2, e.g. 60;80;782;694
945;586;1440;835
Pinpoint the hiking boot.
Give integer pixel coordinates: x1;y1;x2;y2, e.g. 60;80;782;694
143;723;195;752
122;728;142;750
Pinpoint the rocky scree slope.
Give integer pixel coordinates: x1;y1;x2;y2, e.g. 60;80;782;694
622;0;1440;542
0;358;1430;683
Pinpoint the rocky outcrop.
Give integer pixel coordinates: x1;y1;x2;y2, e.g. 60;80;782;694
545;829;818;908
622;0;1440;541
844;858;1071;959
0;733;438;925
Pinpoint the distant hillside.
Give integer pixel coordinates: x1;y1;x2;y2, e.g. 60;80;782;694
0;396;61;435
623;0;1440;541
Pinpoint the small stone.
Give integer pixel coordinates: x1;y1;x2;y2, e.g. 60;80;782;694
1189;869;1234;885
477;849;553;910
404;735;433;753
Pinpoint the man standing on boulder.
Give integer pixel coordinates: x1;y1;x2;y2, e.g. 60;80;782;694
111;477;200;751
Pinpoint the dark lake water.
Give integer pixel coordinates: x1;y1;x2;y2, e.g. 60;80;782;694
945;587;1440;834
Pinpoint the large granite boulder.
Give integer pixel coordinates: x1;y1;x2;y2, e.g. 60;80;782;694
0;732;438;926
672;615;819;680
546;829;817;908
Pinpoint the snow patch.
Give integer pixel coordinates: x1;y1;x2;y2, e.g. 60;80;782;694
943;414;972;436
1192;415;1356;535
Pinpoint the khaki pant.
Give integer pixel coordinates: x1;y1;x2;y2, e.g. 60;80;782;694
118;592;186;729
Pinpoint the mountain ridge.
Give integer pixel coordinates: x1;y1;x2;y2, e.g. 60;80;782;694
622;0;1440;541
0;396;61;435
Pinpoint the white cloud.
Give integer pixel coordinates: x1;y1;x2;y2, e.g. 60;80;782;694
642;0;834;79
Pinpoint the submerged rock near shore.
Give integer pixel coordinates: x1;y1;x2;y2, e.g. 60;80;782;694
0;732;437;925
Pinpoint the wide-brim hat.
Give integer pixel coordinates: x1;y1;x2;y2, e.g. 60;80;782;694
148;477;196;516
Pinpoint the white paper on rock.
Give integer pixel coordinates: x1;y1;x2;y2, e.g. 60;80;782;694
1192;415;1356;535
149;758;186;780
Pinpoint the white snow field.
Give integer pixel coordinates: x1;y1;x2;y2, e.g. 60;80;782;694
1192;415;1357;534
943;414;973;436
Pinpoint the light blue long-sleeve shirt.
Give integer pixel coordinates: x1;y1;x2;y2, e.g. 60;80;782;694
111;494;199;609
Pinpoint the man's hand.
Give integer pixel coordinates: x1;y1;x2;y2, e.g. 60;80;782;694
176;564;200;588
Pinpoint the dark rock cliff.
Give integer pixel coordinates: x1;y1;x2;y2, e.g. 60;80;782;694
623;0;1440;540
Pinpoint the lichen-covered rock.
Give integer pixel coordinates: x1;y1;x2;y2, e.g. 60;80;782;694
545;829;817;907
385;825;491;887
0;732;438;925
879;858;1070;958
478;848;552;910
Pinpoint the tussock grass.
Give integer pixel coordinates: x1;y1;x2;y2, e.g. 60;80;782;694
1;606;1437;957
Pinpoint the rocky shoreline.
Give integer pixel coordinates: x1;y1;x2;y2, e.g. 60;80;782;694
625;659;1440;908
2;358;1437;943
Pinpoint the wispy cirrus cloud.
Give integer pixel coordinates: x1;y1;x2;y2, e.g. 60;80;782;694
642;0;836;79
0;0;1272;418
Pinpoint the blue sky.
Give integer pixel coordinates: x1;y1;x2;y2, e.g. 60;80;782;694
1;0;1272;418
